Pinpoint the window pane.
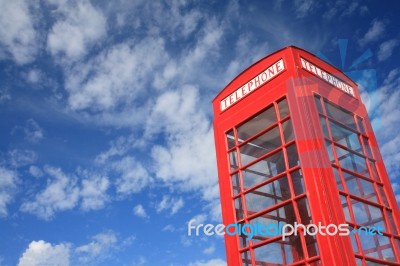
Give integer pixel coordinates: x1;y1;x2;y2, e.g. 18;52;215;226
333;168;343;191
297;197;312;225
229;150;239;171
335;146;369;177
326;141;335;163
242;151;285;188
348;226;359;254
342;171;377;203
357;116;365;134
291;170;306;195
340;195;351;222
239;126;281;166
320;116;329;138
324;99;357;130
253;236;304;265
368;160;380;182
351;199;385;230
235;197;244;220
241;250;252;266
329;120;361;153
245;176;291;215
237;106;277;142
363;137;373;158
377;185;389;206
231;173;241;195
286;143;300;168
359;234;395;262
278;98;289;118
386;210;398;234
282;119;294;143
305;234;319;258
314;95;323;113
226;130;235;149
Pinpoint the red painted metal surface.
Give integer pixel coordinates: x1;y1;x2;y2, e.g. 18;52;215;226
212;46;400;266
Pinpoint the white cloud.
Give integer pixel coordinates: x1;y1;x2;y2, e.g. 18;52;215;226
75;231;117;263
188;258;226;266
47;0;107;61
79;171;110;211
0;0;39;64
29;165;43;178
133;204;149;219
20;166;80;219
0;167;18;217
359;19;385;46
156;195;184;215
95;134;138;164
162;224;175;232
203;244;215;255
294;0;316;18
113;156;152;196
0;87;11;103
18;240;70;266
23;119;44;143
9;149;38;167
377;39;398;61
65;36;167;111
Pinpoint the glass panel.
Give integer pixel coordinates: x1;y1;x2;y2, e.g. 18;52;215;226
297;197;312;225
324;99;357;130
363;137;373;158
235;197;244;220
386;211;398;234
355;258;362;265
359;234;395;262
369;161;380;182
278;98;289;118
226;129;236;149
326;141;335;163
245;176;291;215
239;126;281;166
377;186;388;206
309;260;322;266
253;236;304;265
351;199;385;230
241;250;252;266
343;171;378;203
329;120;361;153
357;116;365;134
333;167;343;191
237;106;277;143
314;95;323;114
231;173;241;195
249;203;296;243
335;146;369;177
305;234;319;258
340;195;351;222
291;170;306;195
242;151;285;188
286;143;300;168
349;226;359;253
320;116;329;138
229;150;239;171
365;260;391;265
282;119;294;143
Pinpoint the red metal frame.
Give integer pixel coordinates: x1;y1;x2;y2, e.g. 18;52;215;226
212;46;400;266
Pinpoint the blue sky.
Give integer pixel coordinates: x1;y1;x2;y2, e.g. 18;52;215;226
0;0;399;265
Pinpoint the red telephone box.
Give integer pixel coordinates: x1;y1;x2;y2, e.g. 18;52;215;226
212;46;400;266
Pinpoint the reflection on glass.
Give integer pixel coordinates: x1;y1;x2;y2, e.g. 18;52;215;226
359;234;395;262
351;199;385;230
235;197;244;220
291;170;305;195
297;197;312;225
278;98;289;118
342;171;377;203
368;161;380;182
226;129;235;149
231;173;241;195
377;185;389;206
335;146;369;177
329;120;361;153
386;210;398;234
282;119;294;143
253;236;303;265
239;126;281;166
237;106;276;142
357;116;365;134
340;195;351;222
241;250;251;266
229;150;239;171
348;226;359;254
305;234;319;258
314;95;323;114
324;99;357;130
286;143;299;168
333;167;343;191
320;116;329;138
326;141;335;163
363;137;373;158
245;176;290;215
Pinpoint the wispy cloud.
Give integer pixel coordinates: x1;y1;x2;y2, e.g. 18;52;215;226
0;167;18;217
359;19;385;46
377;39;399;61
156;195;184;215
133;204;149;219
